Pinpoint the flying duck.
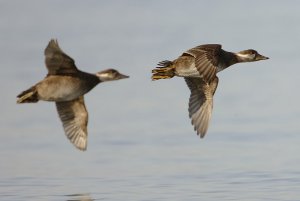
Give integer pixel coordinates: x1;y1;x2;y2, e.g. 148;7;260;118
152;44;269;138
17;39;129;151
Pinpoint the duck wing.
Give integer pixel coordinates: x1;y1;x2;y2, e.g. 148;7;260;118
182;44;221;83
44;39;79;75
185;76;219;137
55;96;88;151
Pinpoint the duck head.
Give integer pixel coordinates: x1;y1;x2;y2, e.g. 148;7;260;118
235;49;269;62
96;69;129;82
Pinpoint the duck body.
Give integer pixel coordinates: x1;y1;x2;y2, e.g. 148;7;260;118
169;45;243;79
33;72;99;102
17;39;129;151
152;44;268;138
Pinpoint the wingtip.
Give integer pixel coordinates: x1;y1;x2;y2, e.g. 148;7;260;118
45;38;61;55
49;38;58;43
77;147;87;151
195;131;206;139
196;129;206;138
73;141;87;151
47;38;59;47
200;133;206;138
71;136;88;151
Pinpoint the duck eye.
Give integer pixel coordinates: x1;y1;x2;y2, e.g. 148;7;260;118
249;54;256;59
250;50;257;59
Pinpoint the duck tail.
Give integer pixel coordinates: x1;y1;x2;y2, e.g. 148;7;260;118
151;60;175;80
17;86;38;103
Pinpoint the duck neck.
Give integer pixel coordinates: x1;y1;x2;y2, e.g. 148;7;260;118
78;70;101;87
218;50;239;71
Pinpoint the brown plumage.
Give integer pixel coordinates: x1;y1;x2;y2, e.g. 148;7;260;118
17;39;129;151
152;44;269;138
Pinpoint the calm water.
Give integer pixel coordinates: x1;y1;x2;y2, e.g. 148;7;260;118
2;172;300;200
1;131;300;200
1;1;300;200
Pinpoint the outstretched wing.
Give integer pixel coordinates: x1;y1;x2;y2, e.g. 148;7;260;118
44;39;78;75
183;44;221;83
185;76;219;137
55;96;88;151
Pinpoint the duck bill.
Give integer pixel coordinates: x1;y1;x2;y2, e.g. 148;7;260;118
118;73;129;79
256;54;269;60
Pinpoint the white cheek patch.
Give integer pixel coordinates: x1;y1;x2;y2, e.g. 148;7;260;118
96;73;111;81
97;73;108;78
236;53;255;60
101;73;109;78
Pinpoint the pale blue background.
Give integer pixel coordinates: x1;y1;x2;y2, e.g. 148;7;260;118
1;1;300;200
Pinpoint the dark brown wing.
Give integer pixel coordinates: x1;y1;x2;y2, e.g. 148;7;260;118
182;44;222;83
185;76;219;138
44;39;78;75
55;96;88;151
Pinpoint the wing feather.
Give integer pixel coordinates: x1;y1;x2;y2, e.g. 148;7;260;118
55;96;88;151
44;39;78;75
185;77;219;137
183;44;221;82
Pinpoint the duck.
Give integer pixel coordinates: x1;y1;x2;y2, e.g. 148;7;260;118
17;39;129;151
151;44;269;138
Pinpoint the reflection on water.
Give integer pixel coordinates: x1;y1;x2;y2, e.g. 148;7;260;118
65;193;94;201
1;172;300;200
